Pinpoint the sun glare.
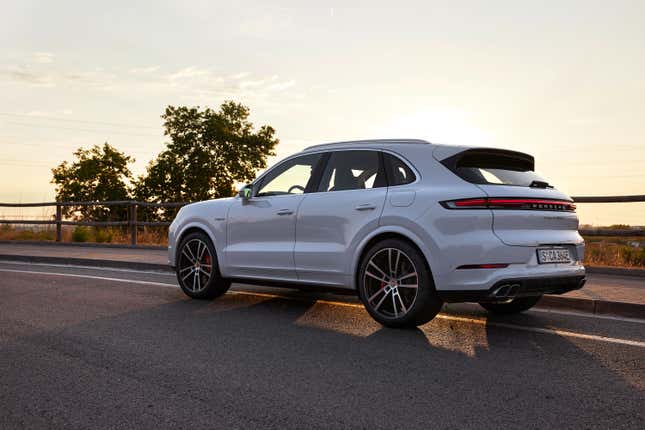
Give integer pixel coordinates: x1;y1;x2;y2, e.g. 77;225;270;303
377;110;494;147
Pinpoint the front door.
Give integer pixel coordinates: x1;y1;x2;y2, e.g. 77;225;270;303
225;153;323;281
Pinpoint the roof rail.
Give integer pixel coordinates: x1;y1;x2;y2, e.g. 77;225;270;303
303;138;430;151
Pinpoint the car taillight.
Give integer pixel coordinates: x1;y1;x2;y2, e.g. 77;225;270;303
441;198;576;211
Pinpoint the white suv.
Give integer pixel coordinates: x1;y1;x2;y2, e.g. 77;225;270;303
168;139;585;327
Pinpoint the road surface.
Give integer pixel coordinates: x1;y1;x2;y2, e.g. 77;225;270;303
1;261;643;429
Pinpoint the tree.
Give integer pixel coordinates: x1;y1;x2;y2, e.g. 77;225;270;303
134;101;278;207
51;143;134;221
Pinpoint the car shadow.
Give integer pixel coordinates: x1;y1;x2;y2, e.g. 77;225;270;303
3;288;644;429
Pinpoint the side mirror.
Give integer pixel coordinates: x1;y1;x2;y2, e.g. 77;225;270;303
238;184;253;200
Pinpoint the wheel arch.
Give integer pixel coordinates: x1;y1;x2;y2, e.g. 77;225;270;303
173;222;221;268
351;227;436;290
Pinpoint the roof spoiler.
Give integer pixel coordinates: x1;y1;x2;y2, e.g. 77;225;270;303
439;148;535;173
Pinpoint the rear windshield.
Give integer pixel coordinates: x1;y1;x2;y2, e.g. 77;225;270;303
442;149;548;187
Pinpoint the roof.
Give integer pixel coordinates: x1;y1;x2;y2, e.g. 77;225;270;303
303;138;431;152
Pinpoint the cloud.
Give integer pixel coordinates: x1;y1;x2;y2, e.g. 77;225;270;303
129;65;159;74
33;52;54;64
1;65;54;87
1;58;300;110
267;80;295;91
168;66;212;81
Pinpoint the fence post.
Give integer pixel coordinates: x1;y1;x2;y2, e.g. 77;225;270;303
130;202;137;246
55;204;62;242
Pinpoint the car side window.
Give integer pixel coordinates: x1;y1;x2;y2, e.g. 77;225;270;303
318;150;386;192
384;153;416;186
256;153;322;197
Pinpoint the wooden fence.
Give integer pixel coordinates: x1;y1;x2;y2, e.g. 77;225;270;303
0;195;643;245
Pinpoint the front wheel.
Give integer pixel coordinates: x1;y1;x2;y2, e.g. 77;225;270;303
176;232;231;299
479;295;542;314
358;239;443;328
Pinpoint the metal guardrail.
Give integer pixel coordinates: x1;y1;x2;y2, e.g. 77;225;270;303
0;200;187;245
0;195;643;245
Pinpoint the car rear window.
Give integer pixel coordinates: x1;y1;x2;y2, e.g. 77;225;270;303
441;149;548;187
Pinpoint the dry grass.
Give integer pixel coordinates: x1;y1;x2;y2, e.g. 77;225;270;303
583;236;645;268
0;225;168;247
0;226;643;268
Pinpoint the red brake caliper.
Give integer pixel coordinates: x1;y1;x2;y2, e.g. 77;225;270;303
203;254;211;273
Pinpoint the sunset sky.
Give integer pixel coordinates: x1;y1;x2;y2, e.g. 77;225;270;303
1;1;643;225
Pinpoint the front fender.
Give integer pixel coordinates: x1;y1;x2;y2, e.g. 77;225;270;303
169;219;223;270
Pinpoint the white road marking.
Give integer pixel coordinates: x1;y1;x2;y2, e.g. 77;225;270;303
0;268;177;288
0;259;171;275
1;267;644;348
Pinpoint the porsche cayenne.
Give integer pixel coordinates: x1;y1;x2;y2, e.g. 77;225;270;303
168;139;585;327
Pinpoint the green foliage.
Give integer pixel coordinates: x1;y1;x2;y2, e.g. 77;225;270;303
94;228;114;243
72;226;91;242
50;101;278;224
134;101;278;217
51;143;134;221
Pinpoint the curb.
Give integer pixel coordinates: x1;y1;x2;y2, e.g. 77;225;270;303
0;240;166;251
1;242;643;276
585;266;645;278
0;253;643;320
0;254;172;273
536;295;645;319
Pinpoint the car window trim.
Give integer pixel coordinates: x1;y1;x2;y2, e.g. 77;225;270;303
250;147;420;198
316;149;387;193
253;152;325;198
382;151;418;187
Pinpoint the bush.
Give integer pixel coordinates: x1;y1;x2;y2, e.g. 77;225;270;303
621;247;645;267
72;226;91;242
94;228;113;243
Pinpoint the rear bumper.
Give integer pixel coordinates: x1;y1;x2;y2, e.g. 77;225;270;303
438;275;586;303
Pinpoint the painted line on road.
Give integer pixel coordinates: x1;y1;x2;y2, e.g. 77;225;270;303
230;291;645;348
4;258;643;325
0;268;177;289
2;267;644;348
0;259;171;275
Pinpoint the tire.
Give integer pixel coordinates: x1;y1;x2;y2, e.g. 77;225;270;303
357;238;443;328
479;295;542;314
175;231;231;300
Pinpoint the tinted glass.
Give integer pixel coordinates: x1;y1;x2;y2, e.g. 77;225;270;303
256;153;322;196
318;151;386;192
452;152;547;187
384;153;416;186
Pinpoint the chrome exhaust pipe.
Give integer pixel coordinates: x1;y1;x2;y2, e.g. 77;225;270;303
492;283;521;299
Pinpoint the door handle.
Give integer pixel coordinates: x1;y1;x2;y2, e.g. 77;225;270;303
276;209;294;216
354;204;376;211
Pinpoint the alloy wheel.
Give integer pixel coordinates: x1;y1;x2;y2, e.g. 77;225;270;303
178;238;213;293
363;248;419;319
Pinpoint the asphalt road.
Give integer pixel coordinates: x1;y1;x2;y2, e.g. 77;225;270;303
1;261;644;429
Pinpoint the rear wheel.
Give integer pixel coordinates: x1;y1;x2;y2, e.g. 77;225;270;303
479;295;542;314
358;239;442;328
176;232;230;299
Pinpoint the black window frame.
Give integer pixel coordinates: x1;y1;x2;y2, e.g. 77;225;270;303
315;149;387;193
253;152;327;197
382;152;417;187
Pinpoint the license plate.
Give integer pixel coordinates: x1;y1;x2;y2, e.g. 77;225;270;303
537;248;571;264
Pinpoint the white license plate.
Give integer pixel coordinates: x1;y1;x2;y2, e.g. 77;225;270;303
537;248;571;264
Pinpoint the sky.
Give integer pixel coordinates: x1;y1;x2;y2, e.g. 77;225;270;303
0;0;643;225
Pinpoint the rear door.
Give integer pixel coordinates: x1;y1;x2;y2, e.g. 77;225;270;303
294;150;388;286
438;148;581;247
